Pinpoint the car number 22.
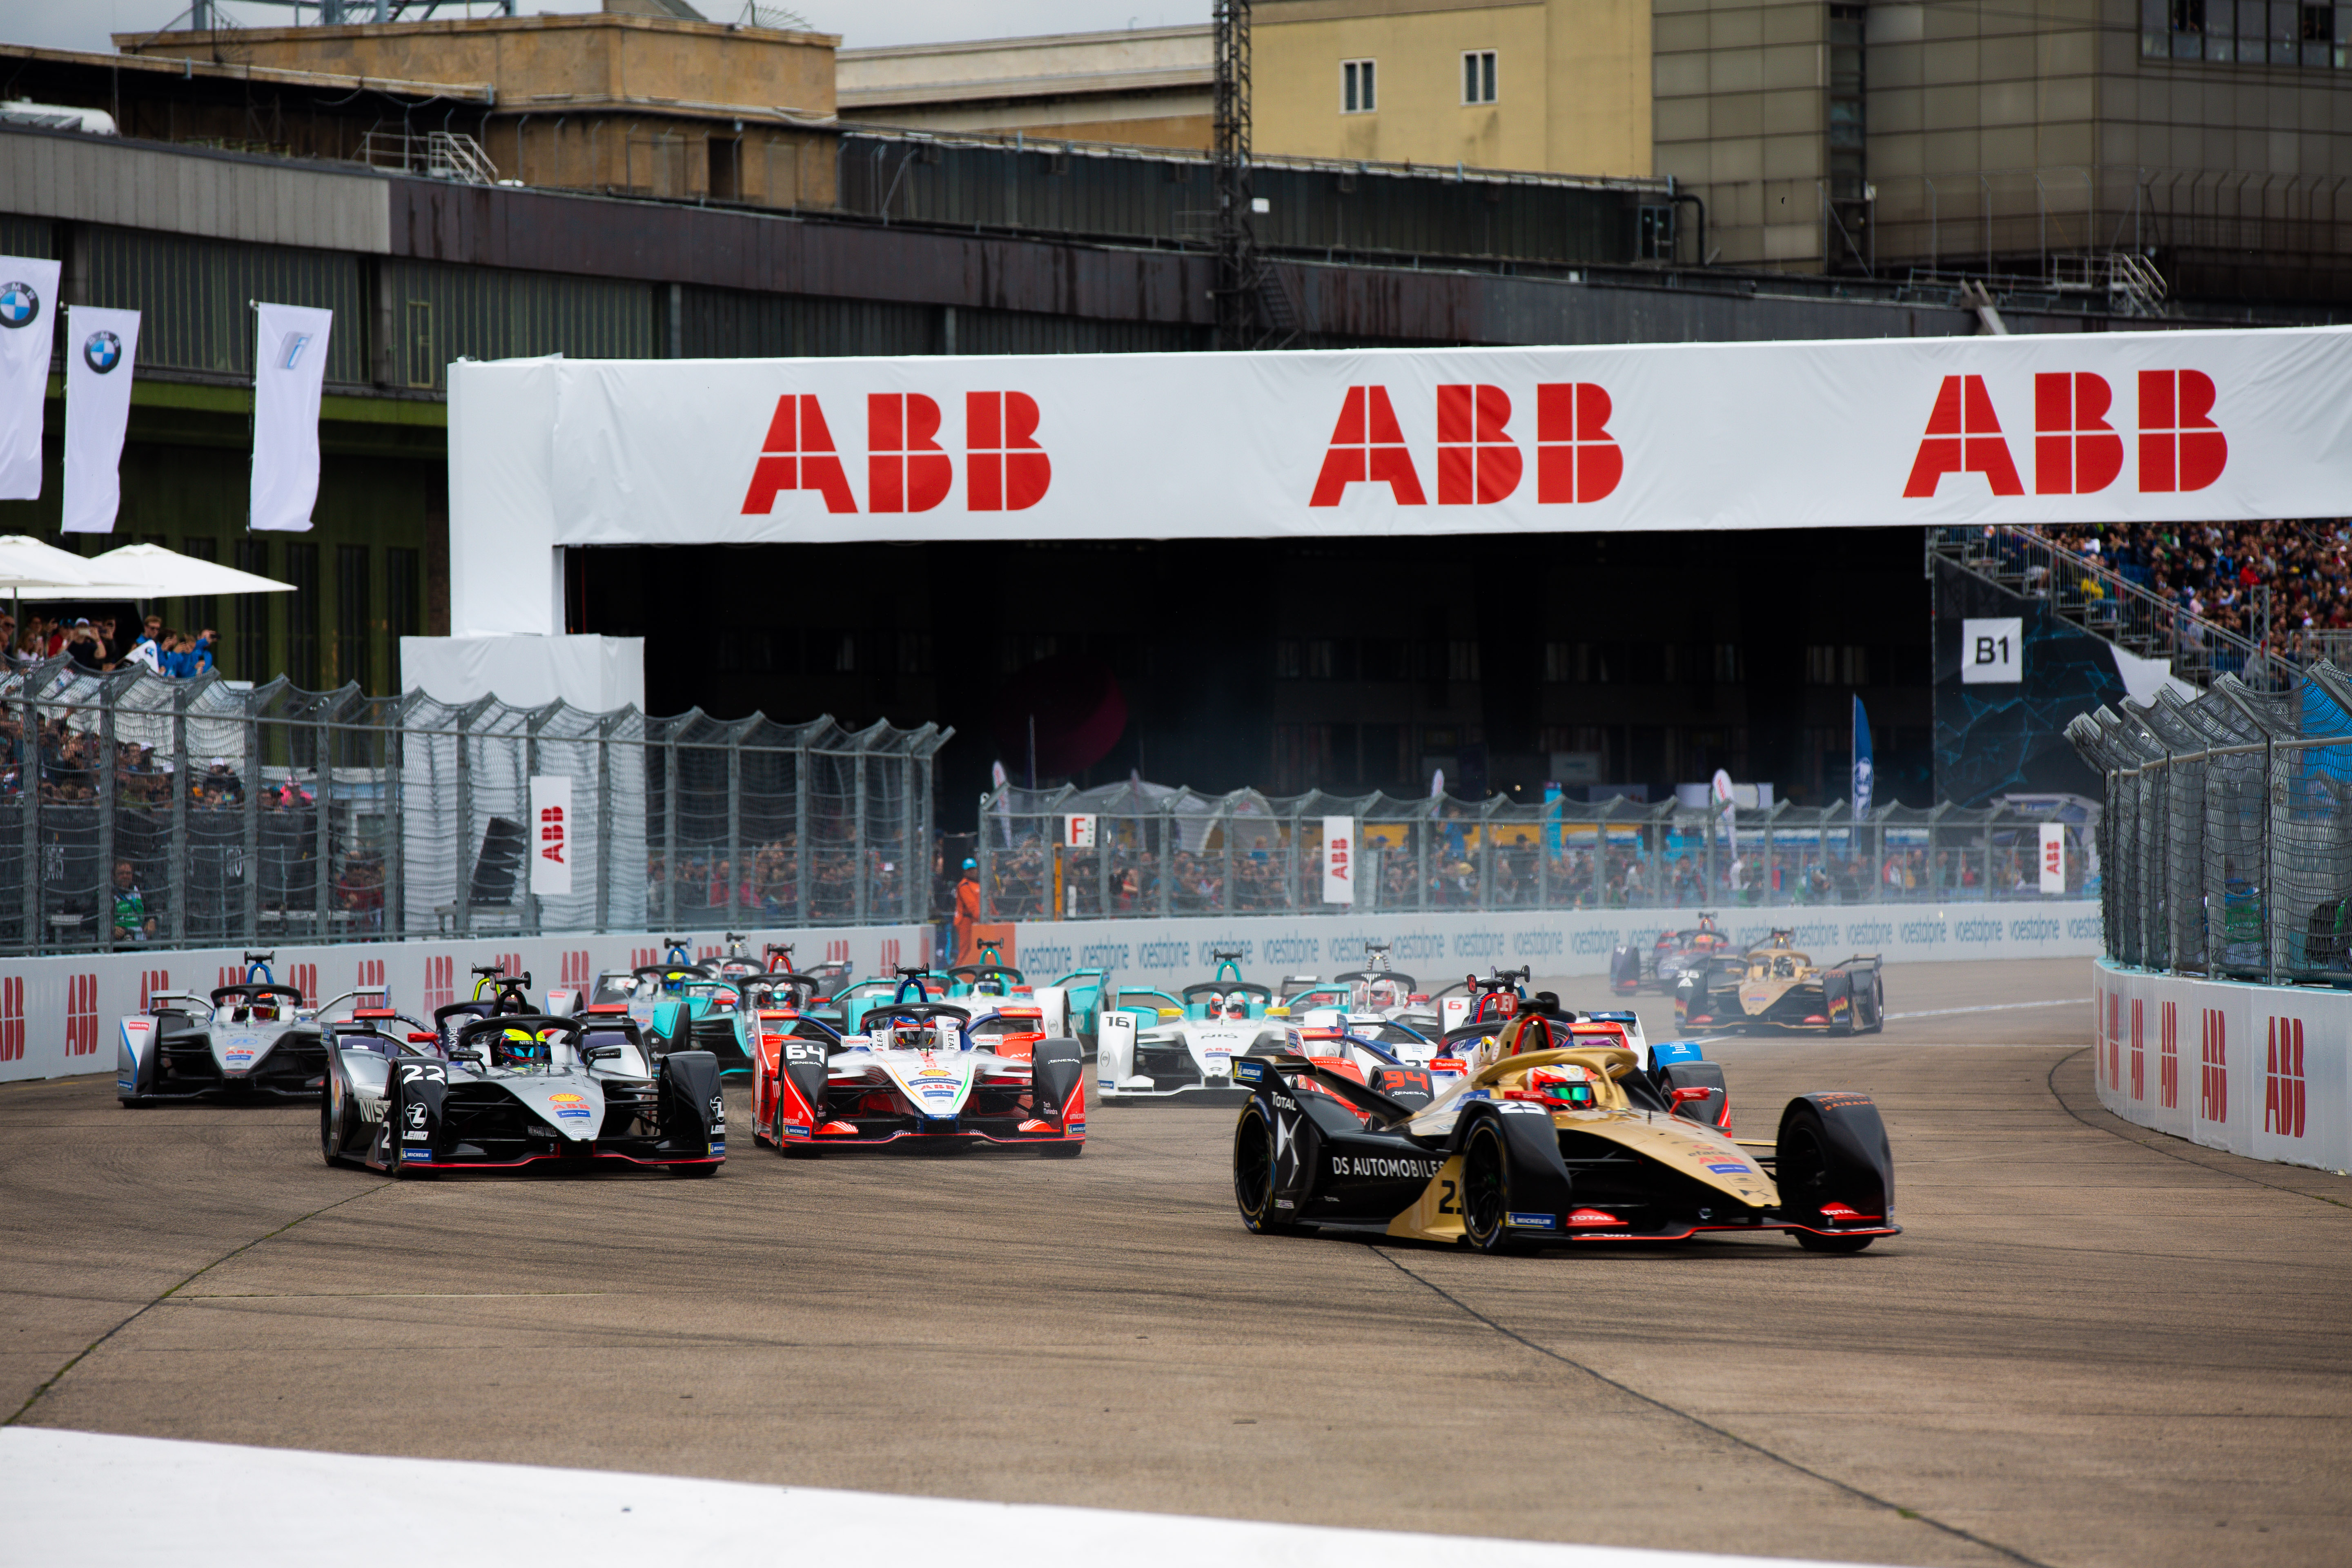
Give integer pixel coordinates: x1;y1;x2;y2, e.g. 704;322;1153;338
400;1063;445;1085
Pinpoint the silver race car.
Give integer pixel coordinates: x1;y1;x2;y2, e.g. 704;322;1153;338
119;955;336;1106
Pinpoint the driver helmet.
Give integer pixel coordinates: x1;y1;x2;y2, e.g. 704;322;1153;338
889;1016;928;1052
250;996;279;1021
662;969;688;993
499;1026;549;1066
1217;991;1250;1021
1525;1063;1595;1110
1369;980;1400;1010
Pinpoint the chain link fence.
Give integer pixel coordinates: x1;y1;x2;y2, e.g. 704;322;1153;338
2069;663;2352;982
974;780;2094;921
0;659;947;956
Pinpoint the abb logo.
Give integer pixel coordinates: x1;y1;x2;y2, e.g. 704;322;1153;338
65;974;99;1057
0;976;22;1062
2264;1016;2306;1139
2129;998;2145;1101
824;940;849;963
880;938;902;972
2105;991;2121;1089
493;952;523;981
218;965;241;989
425;956;455;1012
2200;1008;2228;1123
139;969;170;1010
632;947;658;968
291;962;318;1002
741;392;1051;516
2159;1000;2179;1110
355;959;385;989
561;950;590;989
1904;370;2228;499
539;803;567;867
1311;383;1621;508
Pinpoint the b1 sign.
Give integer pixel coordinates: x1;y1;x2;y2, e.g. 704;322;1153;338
530;775;572;896
1962;618;2022;683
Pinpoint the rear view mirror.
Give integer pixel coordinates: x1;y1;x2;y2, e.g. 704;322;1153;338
1668;1085;1715;1110
407;1031;437;1044
585;1045;623;1061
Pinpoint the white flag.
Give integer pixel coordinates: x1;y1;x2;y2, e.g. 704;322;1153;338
530;774;574;896
62;306;140;535
1322;815;1356;905
250;302;333;532
0;257;62;500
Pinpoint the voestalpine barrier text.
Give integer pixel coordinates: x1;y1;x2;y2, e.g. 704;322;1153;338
0;924;927;1085
1009;902;2103;990
2093;960;2352;1174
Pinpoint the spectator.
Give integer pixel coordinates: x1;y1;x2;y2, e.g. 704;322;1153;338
111;860;157;942
952;856;980;961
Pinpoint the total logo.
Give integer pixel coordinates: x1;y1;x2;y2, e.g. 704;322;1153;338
1903;370;2227;499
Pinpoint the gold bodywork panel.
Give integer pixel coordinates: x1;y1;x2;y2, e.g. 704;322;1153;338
1381;1043;1778;1240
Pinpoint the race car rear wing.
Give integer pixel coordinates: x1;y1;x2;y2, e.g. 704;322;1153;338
1233;1052;1421;1127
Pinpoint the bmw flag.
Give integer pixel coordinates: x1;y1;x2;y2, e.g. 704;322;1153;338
250;302;334;532
1852;695;1874;821
0;256;63;500
62;306;141;534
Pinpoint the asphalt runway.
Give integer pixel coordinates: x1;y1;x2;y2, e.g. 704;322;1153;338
5;956;2348;1568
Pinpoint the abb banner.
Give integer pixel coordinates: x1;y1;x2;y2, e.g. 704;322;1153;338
459;328;2352;553
2094;960;2350;1174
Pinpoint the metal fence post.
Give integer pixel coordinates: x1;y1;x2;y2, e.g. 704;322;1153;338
1222;808;1235;914
169;682;189;945
793;740;809;924
2265;735;2278;982
853;746;869;926
453;704;476;940
595;715;614;935
725;724;742;928
1158;798;1174;917
315;703;334;942
978;792;993;922
243;709;261;942
20;677;38;953
1416;811;1428;912
1099;807;1113;918
97;690;116;953
662;723;679;933
1537;804;1550;909
385;698;405;940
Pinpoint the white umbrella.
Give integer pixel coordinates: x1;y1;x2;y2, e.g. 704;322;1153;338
0;535;99;591
12;541;295;599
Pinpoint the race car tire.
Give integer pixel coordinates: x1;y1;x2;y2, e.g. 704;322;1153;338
1233;1104;1304;1234
318;1079;343;1167
1795;1229;1876;1253
1862;975;1886;1034
1460;1118;1522;1254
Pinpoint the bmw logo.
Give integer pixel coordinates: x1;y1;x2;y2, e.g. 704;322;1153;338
83;330;122;374
0;281;38;329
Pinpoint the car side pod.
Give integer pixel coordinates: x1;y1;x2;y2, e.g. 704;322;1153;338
1773;1091;1897;1253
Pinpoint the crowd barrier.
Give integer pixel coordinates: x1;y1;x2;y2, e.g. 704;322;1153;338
2093;959;2352;1174
0;924;929;1085
1004;900;2104;990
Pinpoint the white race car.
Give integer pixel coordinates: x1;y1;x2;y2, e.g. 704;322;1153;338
753;1002;1085;1155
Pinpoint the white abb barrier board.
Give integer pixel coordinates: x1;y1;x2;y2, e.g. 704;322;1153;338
2093;960;2352;1174
450;330;2352;634
0;925;928;1085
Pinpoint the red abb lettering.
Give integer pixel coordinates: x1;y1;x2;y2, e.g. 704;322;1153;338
869;393;952;514
1310;386;1427;506
2034;372;2124;495
2264;1016;2305;1138
1536;382;1621;503
1903;375;2024;498
742;394;858;514
967;391;1051;511
1436;384;1521;504
2139;370;2227;492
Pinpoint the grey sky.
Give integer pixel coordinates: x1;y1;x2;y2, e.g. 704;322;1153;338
0;0;1202;55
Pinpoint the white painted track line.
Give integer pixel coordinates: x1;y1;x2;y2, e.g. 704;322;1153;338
0;1429;1898;1568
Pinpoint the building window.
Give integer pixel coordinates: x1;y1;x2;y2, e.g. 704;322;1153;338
1462;50;1497;104
2146;0;2347;62
285;542;320;690
386;547;420;644
180;535;218;647
234;539;269;682
1342;58;1376;114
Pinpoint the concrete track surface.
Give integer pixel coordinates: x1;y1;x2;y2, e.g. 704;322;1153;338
4;958;2347;1568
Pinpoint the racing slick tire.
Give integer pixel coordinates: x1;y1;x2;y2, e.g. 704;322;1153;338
1861;973;1886;1034
319;1077;347;1167
1232;1103;1307;1235
1459;1117;1524;1254
1776;1096;1892;1253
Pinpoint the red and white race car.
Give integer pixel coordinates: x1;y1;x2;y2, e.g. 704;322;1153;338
745;998;1084;1157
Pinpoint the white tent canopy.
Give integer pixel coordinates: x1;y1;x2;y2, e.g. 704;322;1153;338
9;541;295;600
0;534;98;591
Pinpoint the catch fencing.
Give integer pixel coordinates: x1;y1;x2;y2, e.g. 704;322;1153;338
973;781;2094;922
2069;661;2352;984
0;659;947;956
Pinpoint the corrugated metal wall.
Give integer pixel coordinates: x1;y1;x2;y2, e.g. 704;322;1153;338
383;260;657;392
835;135;1646;268
679;288;1204;358
83;225;368;385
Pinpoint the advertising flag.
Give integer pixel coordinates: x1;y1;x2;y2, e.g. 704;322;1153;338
1852;695;1875;820
2039;822;2067;895
250;303;334;532
61;306;140;534
1322;815;1355;904
529;775;573;897
0;257;62;499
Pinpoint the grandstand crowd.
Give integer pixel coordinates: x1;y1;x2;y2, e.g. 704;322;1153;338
2043;519;2352;641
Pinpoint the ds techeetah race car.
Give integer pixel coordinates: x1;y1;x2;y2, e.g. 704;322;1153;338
1610;913;1736;996
1675;929;1886;1035
1229;1005;1896;1252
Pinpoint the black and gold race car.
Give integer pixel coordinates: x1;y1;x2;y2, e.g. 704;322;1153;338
1229;1006;1898;1253
1675;929;1885;1035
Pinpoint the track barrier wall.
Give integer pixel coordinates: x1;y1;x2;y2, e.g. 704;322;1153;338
0;924;927;1085
1005;900;2104;991
2093;958;2352;1174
